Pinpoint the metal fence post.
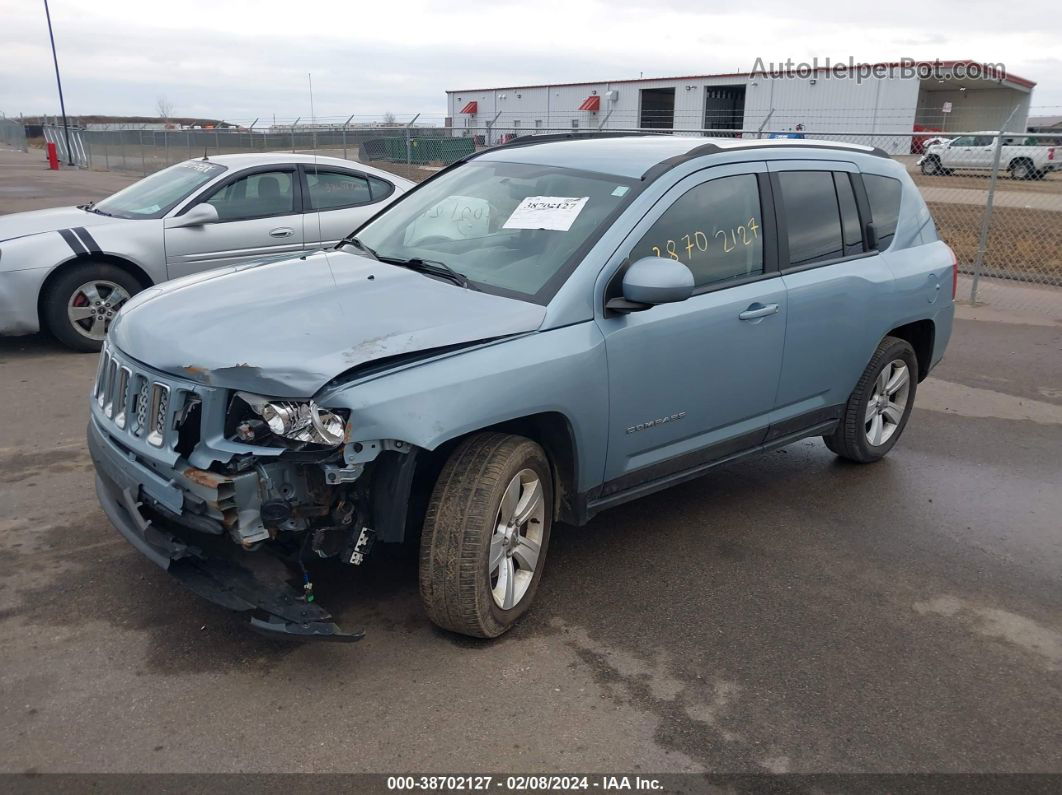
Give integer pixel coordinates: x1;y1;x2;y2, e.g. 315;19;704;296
969;107;1019;303
405;113;421;170
756;109;775;139
139;130;146;175
969;145;1001;304
342;112;354;160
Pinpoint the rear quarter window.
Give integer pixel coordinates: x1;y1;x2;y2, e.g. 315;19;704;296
368;176;395;201
863;174;903;249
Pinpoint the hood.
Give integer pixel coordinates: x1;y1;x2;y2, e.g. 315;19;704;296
109;249;546;397
0;206;125;242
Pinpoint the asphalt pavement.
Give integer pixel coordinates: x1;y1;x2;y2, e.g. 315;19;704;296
0;147;1059;774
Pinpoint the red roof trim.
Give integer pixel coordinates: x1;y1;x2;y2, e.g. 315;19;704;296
578;95;601;112
448;60;1035;93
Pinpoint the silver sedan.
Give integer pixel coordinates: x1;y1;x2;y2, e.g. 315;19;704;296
0;153;414;351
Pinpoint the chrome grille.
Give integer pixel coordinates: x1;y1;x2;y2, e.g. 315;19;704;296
112;366;131;428
92;345;193;452
134;379;150;433
147;384;170;447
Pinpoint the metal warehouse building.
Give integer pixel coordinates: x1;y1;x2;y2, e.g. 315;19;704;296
445;60;1035;153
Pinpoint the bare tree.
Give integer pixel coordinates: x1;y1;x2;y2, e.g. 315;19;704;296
382;111;396;126
156;96;174;125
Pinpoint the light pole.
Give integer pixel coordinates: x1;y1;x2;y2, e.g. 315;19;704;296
43;0;74;166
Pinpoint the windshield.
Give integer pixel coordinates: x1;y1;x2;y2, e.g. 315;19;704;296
354;160;636;302
94;160;227;219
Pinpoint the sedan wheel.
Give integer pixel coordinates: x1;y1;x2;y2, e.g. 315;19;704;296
44;262;144;352
67;280;131;342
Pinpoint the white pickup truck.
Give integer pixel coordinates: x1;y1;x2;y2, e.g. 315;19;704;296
919;133;1058;179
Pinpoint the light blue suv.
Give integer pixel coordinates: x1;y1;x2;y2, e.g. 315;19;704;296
87;134;955;641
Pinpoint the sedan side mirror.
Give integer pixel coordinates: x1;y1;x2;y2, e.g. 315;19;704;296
606;256;695;312
167;203;219;228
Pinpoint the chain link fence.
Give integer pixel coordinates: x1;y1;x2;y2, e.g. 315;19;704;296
36;120;1062;315
0;117;27;151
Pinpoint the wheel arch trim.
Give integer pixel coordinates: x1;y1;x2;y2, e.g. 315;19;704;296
884;318;936;381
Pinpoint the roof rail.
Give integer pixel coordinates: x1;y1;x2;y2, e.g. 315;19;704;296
490;132;889;160
489;131;666;151
640;139;890;182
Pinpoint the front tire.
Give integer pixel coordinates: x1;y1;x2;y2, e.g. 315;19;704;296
419;433;553;638
824;336;918;463
42;262;142;352
921;156;943;176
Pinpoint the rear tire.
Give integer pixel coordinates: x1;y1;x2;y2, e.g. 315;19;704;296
42;262;142;352
824;336;918;463
1008;159;1034;180
419;433;553;638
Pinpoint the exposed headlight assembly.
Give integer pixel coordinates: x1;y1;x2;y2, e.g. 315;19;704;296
234;392;347;447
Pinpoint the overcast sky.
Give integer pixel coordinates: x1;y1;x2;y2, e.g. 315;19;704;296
2;0;1060;123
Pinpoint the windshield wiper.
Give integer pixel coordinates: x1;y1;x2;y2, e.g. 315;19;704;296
379;256;477;290
80;202;114;217
336;235;379;260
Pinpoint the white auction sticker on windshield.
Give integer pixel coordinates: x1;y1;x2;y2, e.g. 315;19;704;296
503;197;589;231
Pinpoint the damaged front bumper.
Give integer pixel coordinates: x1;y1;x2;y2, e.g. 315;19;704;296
88;417;364;642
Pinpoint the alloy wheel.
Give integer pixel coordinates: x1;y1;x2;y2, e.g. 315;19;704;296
489;468;545;610
865;359;911;446
67;280;130;341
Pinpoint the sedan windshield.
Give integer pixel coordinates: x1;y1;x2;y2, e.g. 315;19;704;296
354;160;636;302
94;160;227;219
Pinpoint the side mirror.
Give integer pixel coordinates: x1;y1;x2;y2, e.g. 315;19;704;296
606;256;695;312
168;203;219;228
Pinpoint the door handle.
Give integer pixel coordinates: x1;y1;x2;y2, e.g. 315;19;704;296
738;303;780;321
269;227;294;238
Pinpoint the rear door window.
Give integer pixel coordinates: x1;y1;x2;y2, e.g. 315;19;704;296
304;169;372;210
862;174;903;249
777;171;844;266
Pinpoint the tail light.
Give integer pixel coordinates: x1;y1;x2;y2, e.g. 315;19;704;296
1048;147;1055;161
950;247;958;300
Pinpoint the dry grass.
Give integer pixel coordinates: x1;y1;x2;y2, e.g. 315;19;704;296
911;170;1062;195
929;201;1062;278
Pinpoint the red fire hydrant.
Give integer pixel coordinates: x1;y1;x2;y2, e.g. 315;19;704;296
46;142;60;170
